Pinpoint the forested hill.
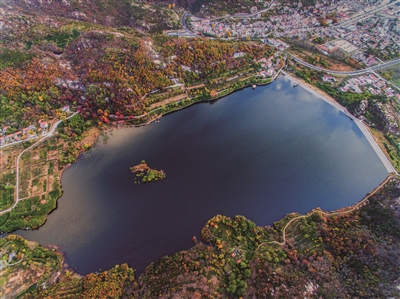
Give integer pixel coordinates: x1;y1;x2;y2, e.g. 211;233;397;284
0;1;272;131
0;0;275;235
152;0;316;16
9;0;182;31
3;175;400;298
9;0;316;22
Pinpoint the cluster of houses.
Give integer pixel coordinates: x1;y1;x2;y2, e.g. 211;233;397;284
230;52;279;77
189;0;399;68
0;105;72;147
340;73;400;99
255;56;279;77
0;120;49;147
190;0;360;40
321;14;400;66
265;39;290;51
322;75;337;83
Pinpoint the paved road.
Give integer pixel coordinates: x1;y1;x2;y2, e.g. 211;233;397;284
290;55;400;76
181;12;188;30
0;138;37;149
336;1;396;27
0;112;78;216
290;54;400;92
173;13;197;37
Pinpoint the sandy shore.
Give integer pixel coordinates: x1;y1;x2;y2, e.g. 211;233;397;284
281;71;345;112
282;71;397;174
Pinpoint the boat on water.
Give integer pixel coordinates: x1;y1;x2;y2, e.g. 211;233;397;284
293;83;299;87
252;84;256;89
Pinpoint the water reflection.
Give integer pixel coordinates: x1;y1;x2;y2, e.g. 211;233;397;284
17;77;388;275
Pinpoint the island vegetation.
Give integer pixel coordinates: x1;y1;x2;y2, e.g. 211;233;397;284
1;0;400;297
0;0;279;236
130;160;166;183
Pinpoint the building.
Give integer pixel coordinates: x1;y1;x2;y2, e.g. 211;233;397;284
38;120;49;129
233;52;245;59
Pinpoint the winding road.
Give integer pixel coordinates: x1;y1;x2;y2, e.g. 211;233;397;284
255;172;397;250
290;55;400;76
0;112;78;215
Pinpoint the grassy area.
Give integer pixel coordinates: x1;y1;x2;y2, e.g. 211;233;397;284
391;77;400;88
0;50;34;69
379;65;400;88
0;172;16;210
43;29;80;49
0;187;14;210
0;193;59;232
369;128;400;172
0;235;63;299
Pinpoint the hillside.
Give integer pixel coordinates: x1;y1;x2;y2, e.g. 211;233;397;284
0;1;271;130
0;0;274;233
8;0;181;32
2;175;400;298
1;0;400;298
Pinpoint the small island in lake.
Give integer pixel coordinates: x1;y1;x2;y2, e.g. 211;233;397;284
130;160;166;184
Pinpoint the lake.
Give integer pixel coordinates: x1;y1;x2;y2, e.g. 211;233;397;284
17;76;388;275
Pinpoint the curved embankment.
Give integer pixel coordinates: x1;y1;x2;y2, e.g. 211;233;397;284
255;172;397;250
282;71;397;174
138;71;281;126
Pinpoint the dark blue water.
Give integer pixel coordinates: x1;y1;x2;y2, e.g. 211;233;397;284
18;77;388;275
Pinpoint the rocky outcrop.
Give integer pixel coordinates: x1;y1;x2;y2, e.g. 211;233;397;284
355;99;400;135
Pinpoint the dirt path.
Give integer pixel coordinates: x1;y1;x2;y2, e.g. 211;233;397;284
255;173;396;250
186;83;205;90
148;93;187;110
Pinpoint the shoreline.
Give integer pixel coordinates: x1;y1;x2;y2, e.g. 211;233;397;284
130;77;277;127
282;71;398;174
2;70;395;225
5;73;398;280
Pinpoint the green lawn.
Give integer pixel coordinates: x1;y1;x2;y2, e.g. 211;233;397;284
0;187;14;210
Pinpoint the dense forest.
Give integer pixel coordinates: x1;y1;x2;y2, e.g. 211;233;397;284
2;1;400;298
0;0;276;235
0;4;272;130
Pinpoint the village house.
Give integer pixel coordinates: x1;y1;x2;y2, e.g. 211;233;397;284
62;105;70;113
2;126;10;134
13;131;22;140
5;134;13;142
38;120;49;129
322;75;336;83
233;52;245;59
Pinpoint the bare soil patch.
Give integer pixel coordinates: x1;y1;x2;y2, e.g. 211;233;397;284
289;50;357;72
48;175;55;191
80;128;99;148
131;163;149;173
149;93;187;110
186;83;205;90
